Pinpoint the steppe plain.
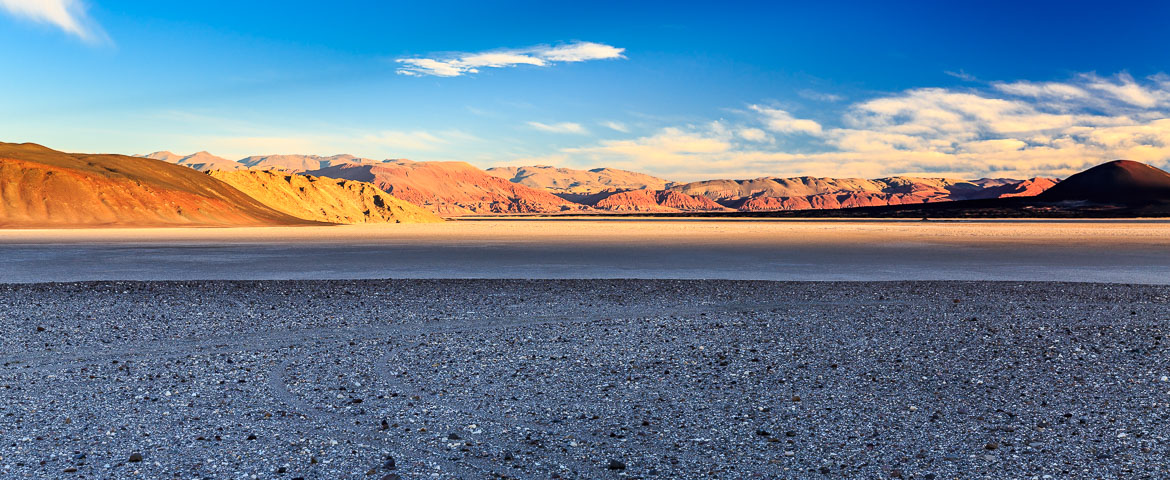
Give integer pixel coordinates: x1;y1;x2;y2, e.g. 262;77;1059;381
2;219;1170;479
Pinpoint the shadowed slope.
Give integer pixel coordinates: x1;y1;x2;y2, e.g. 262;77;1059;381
1039;160;1170;204
0;143;317;227
207;170;442;224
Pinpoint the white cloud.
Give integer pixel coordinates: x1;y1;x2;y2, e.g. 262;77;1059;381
538;72;1170;181
528;121;588;134
737;128;768;142
540;42;625;62
1082;72;1165;108
749;105;823;135
993;81;1090;100
0;0;108;44
397;41;625;77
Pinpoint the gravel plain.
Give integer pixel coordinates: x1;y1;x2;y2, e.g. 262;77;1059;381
1;279;1169;479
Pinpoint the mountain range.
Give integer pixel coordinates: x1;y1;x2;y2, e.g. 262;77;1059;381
139;151;1060;215
7;141;1169;227
485;165;671;194
733;160;1170;219
1;143;438;227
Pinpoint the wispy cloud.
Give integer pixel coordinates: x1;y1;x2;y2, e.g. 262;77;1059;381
396;41;625;77
944;69;977;81
797;89;843;102
547;73;1170;180
0;0;109;44
601;121;629;133
527;121;588;134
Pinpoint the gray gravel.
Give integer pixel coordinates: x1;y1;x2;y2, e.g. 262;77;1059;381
1;279;1169;479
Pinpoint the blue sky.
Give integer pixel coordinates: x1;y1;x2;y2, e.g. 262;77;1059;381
3;0;1170;180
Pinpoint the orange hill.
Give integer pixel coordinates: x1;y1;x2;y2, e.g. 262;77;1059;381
307;161;581;215
207;170;442;224
0;142;319;227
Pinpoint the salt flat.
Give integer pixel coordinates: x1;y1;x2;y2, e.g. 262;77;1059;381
1;219;1169;283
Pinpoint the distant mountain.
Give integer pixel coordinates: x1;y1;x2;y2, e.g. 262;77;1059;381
665;176;1058;211
142;151;245;171
716;160;1170;218
142;146;1063;215
1039;160;1170;205
141;152;397;172
238;154;384;172
2;143;314;227
486;165;671;194
967;178;1058;199
307;161;582;215
207;170;443;224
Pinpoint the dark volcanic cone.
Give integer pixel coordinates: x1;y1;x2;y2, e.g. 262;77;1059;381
1039;160;1170;205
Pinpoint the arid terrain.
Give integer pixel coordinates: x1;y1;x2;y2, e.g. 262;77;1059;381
2;279;1169;479
5;144;1170;480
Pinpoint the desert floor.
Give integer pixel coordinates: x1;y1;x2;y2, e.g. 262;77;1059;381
2;220;1169;479
1;279;1168;479
2;218;1170;283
